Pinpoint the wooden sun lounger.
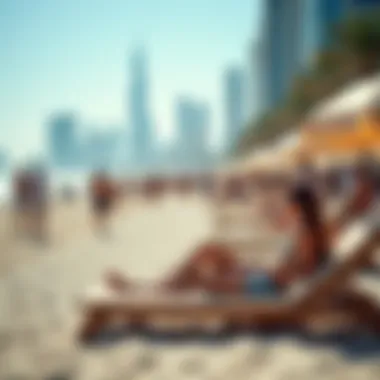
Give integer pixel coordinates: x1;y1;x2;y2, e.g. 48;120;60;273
78;212;380;341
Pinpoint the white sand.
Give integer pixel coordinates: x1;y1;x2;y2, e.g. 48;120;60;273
0;193;379;379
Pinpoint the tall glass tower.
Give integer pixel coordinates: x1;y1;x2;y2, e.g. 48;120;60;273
128;48;152;167
224;67;245;151
175;97;210;170
48;113;79;168
261;0;306;110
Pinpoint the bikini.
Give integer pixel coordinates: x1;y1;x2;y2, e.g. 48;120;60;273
243;227;329;299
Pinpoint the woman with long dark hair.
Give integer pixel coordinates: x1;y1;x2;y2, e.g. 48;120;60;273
184;184;329;297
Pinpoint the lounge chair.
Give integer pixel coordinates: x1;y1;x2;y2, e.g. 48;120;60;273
77;209;380;342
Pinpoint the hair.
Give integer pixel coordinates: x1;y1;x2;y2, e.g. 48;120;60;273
289;186;321;230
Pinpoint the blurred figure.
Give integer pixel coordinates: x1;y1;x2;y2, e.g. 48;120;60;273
13;169;29;237
33;168;49;242
13;168;49;242
90;172;117;235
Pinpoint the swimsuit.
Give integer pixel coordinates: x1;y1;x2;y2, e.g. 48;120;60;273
244;273;281;298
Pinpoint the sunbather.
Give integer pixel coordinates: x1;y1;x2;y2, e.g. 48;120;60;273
191;184;328;297
104;183;329;298
101;156;378;297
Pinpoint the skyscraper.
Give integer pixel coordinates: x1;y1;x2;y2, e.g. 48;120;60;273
128;48;152;167
175;97;210;169
48;113;80;168
224;67;245;151
261;0;306;110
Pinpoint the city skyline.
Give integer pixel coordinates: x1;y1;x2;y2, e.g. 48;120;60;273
1;0;260;162
47;47;225;174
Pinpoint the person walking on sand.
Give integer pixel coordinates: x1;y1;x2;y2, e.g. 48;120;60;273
13;169;29;237
32;168;49;243
90;172;116;236
13;168;48;242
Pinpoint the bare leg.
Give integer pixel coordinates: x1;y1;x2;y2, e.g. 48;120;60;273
105;271;131;292
162;242;242;289
103;242;249;293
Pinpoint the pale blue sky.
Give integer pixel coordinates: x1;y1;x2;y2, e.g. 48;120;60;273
1;0;262;160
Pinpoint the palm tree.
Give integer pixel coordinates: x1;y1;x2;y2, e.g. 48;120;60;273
338;11;380;75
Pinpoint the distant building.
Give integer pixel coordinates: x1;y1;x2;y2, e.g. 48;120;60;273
175;97;210;170
248;39;263;119
224;67;245;152
261;0;305;110
128;48;153;167
48;113;80;168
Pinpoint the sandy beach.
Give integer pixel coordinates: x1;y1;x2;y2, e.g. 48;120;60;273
0;193;379;380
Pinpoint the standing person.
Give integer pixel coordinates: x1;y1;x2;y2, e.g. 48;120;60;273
13;169;28;237
90;172;116;236
32;168;49;243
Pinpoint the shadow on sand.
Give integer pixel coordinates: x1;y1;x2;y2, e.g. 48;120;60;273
81;326;380;361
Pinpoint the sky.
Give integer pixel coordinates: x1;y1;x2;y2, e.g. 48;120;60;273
0;0;262;161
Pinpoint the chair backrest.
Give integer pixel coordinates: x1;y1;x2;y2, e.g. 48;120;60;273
288;207;380;306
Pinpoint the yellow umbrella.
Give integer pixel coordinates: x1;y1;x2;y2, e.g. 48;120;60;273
302;111;380;157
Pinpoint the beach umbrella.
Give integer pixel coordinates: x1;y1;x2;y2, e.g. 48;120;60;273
302;112;380;157
241;132;302;174
307;74;380;122
301;74;380;158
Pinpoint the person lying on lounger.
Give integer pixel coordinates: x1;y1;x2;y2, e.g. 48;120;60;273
104;183;329;298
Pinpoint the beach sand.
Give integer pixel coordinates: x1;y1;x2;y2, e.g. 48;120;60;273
0;193;379;379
